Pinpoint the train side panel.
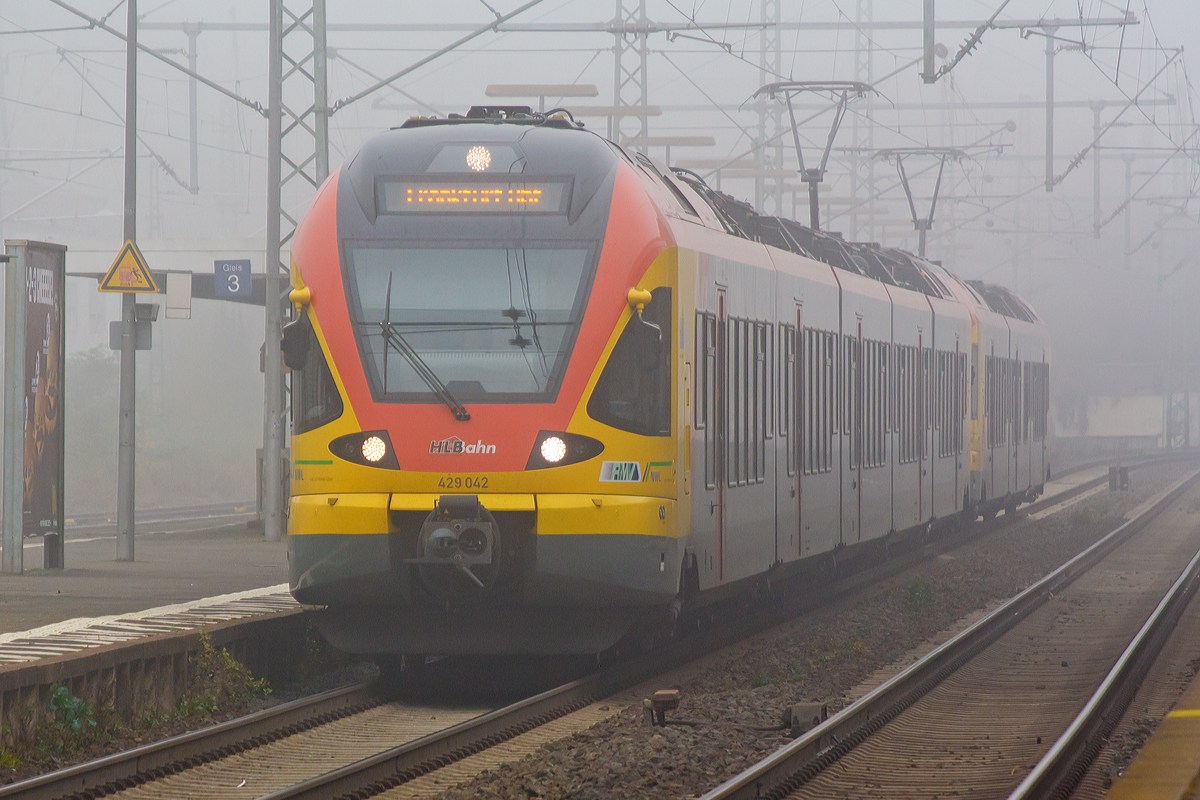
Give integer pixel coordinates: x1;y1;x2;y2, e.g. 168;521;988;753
927;294;972;520
1006;315;1049;499
835;270;894;544
889;288;931;530
766;249;841;563
678;224;779;590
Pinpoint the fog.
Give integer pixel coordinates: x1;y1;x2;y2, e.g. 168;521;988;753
1;0;1198;510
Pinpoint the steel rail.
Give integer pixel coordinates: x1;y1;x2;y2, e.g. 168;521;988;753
0;682;378;800
698;466;1200;800
1007;523;1200;798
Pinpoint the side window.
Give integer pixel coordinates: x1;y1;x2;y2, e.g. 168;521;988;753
695;311;715;489
866;340;886;468
587;287;672;436
694;311;710;431
293;311;345;434
1017;360;1026;444
729;316;739;484
1042;364;1050;440
971;343;979;421
763;322;774;441
985;356;994;447
800;328;835;475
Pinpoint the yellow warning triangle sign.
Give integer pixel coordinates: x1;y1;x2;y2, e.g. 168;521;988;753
99;240;157;293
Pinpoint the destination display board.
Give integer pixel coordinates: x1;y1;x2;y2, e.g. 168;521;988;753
378;178;570;215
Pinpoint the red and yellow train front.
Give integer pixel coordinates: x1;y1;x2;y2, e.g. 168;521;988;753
285;122;682;654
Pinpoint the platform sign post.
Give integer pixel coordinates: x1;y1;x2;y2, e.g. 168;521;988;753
2;241;68;572
99;240;156;564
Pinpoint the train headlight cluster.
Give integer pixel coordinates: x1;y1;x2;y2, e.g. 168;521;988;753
361;435;387;463
540;436;567;464
329;430;399;469
526;431;605;470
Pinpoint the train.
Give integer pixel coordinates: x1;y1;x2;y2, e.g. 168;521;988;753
282;105;1051;658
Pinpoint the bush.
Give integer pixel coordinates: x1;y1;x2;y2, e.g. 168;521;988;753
177;632;271;717
905;579;936;614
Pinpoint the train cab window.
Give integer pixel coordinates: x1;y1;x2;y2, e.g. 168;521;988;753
587;287;672;436
292;311;344;434
346;244;597;404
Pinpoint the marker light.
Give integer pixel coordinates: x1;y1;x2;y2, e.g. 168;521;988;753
466;145;491;172
540;436;567;464
361;435;388;463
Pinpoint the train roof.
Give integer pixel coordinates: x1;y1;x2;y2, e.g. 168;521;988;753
386;107;1039;324
666;167;1041;323
964;280;1040;323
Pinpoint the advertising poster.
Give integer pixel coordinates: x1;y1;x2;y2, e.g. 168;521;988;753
21;243;66;567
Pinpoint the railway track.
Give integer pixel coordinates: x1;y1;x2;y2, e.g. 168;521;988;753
3;457;1182;800
699;466;1200;800
0;682;379;800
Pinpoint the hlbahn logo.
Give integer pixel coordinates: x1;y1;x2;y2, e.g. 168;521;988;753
429;436;496;455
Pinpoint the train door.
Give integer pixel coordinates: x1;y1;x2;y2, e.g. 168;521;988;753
840;320;863;543
795;306;803;557
1012;347;1021;496
917;331;925;521
1025;359;1034;491
955;339;962;508
855;320;863;542
987;342;996;503
1041;354;1048;483
715;289;728;581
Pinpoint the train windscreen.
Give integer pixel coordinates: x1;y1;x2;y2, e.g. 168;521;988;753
346;243;596;403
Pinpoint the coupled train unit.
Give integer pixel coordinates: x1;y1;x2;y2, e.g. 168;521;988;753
283;105;1051;657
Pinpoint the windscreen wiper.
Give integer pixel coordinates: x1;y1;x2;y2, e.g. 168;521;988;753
380;273;470;421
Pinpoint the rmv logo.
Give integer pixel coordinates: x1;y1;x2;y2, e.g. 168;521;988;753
599;461;642;482
430;436;496;455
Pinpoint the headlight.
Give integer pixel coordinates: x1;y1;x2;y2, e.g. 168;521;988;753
329;430;400;469
540;436;567;463
361;435;387;463
525;431;604;470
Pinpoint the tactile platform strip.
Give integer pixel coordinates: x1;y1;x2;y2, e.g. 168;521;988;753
0;584;297;665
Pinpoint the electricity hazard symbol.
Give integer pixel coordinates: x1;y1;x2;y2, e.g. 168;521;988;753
98;240;157;293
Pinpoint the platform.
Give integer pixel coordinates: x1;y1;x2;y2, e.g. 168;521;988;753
1106;651;1200;799
0;511;292;661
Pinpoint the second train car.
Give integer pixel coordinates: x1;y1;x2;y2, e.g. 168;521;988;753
283;106;1051;656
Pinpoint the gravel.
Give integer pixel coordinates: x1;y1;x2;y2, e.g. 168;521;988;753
435;463;1189;800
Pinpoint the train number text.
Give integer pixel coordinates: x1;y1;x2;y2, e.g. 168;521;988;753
437;475;488;490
